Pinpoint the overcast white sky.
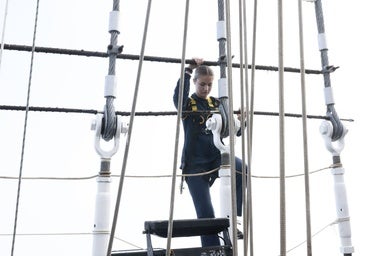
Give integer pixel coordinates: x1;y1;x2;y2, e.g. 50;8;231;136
0;0;365;256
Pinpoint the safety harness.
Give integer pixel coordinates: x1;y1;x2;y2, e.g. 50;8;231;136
189;96;216;111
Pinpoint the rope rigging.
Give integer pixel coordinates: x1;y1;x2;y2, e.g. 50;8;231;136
313;1;353;255
0;1;355;256
297;0;313;254
0;163;342;181
277;1;287;255
90;1;127;256
237;0;251;254
0;104;355;122
222;0;239;254
10;1;40;256
237;0;258;254
166;1;191;255
0;43;326;74
314;0;345;142
0;0;10;72
107;1;152;255
101;0;123;142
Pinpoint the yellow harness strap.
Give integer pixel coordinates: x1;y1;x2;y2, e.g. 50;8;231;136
190;97;197;111
189;97;214;111
207;97;214;108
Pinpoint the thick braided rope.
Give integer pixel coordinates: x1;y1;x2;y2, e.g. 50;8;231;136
102;1;120;141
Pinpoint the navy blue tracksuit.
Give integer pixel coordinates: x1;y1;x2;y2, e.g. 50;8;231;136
173;73;243;247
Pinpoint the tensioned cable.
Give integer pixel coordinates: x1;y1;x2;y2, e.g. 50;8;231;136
102;0;122;141
1;43;324;74
0;0;10;71
285;219;338;254
246;0;259;254
314;0;344;141
277;0;287;255
223;1;239;255
166;1;190;255
237;0;250;255
297;0;312;255
0;218;342;254
0;163;340;181
4;232;143;249
10;0;40;255
1;105;354;121
106;1;152;255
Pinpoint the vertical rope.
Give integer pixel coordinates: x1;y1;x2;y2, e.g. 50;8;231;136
237;0;250;255
217;0;227;79
247;0;258;255
106;1;152;255
297;0;312;255
223;1;239;255
313;0;344;141
248;0;257;150
217;0;230;138
10;0;40;255
0;0;10;72
166;1;190;255
102;0;121;141
277;0;286;255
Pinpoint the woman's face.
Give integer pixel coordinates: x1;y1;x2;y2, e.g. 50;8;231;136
194;75;213;99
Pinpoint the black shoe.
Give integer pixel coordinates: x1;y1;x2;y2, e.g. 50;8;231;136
237;229;244;240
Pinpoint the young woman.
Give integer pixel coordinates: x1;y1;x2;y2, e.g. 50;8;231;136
173;58;244;247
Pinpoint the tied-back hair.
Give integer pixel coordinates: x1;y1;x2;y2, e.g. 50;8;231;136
193;65;214;82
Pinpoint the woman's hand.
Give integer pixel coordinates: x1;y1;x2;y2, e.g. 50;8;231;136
237;108;246;121
188;57;204;70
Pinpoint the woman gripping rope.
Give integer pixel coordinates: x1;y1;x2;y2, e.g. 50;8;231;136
173;58;245;247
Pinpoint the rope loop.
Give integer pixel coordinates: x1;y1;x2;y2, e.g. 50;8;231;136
92;114;126;159
326;105;345;141
219;100;230;138
102;102;117;141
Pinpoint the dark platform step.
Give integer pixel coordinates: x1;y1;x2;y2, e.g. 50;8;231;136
112;218;232;256
112;246;232;256
144;218;230;237
111;246;233;256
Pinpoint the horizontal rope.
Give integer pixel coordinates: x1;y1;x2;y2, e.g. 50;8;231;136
1;43;323;74
285;219;338;255
0;164;338;181
0;232;143;249
0;220;338;254
0;105;354;122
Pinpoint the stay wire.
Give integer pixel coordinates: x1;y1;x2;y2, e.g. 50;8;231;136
0;163;340;181
277;0;287;255
166;1;190;255
106;0;152;255
237;0;255;254
237;0;248;255
1;43;325;74
247;0;258;255
222;1;240;255
313;0;344;141
103;0;121;141
297;0;312;255
0;0;10;72
11;0;40;255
